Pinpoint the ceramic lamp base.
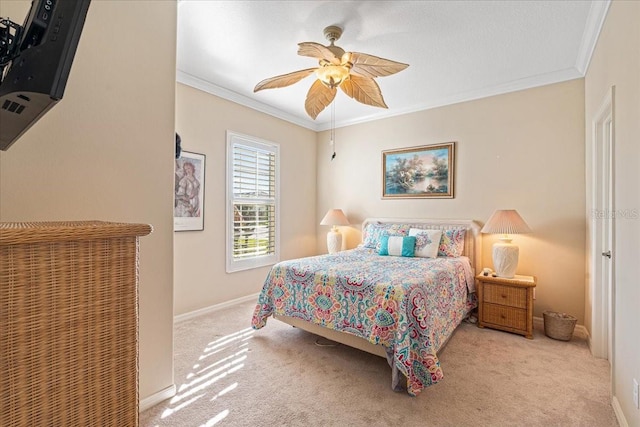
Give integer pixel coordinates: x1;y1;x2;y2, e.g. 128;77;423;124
326;229;342;254
492;241;519;278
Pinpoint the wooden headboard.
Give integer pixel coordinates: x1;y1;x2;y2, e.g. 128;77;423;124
361;218;482;275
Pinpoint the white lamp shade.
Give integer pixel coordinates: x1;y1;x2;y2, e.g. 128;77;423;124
320;209;350;227
481;210;532;235
481;209;531;278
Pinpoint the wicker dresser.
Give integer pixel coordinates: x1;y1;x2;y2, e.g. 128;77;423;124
0;221;152;426
476;274;537;339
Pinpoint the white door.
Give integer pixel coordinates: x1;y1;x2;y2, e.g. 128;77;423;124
590;87;615;364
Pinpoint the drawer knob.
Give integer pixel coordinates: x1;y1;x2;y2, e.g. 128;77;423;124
501;294;507;298
501;314;506;319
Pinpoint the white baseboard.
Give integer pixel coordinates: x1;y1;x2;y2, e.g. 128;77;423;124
533;316;588;339
140;383;176;412
174;293;260;323
533;316;543;329
611;396;629;427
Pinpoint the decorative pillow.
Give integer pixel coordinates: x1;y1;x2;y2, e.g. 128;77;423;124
379;235;416;257
362;223;411;250
438;228;466;257
408;228;443;258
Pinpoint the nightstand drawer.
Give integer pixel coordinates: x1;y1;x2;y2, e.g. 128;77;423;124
483;283;527;308
483;303;527;330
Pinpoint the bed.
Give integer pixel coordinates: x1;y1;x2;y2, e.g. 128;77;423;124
251;218;481;396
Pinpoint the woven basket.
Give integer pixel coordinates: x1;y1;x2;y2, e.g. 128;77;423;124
543;311;577;341
0;221;152;426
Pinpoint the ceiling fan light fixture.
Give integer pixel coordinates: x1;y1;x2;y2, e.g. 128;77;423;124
315;64;350;89
253;25;409;119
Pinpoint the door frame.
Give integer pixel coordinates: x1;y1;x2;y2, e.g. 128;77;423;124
587;86;615;365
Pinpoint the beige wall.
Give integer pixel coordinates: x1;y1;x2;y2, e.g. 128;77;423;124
585;1;640;424
2;1;630;418
174;83;317;315
0;1;176;403
317;79;586;323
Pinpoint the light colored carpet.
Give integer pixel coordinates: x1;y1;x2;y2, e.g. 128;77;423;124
140;300;618;427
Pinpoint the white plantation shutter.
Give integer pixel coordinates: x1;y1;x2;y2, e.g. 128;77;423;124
226;132;279;272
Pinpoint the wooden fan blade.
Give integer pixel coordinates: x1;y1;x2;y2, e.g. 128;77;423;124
349;52;409;79
254;68;317;92
298;42;340;64
340;74;388;109
305;80;337;119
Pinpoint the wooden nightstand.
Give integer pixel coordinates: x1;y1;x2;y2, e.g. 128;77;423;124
476;274;537;339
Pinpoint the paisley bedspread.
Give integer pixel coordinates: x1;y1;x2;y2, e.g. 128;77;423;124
251;247;477;396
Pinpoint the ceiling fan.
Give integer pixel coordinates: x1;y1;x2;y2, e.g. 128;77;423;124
254;25;409;120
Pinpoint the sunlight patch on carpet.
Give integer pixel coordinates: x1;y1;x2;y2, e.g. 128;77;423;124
210;382;238;402
154;328;253;424
160;394;204;419
201;409;229;426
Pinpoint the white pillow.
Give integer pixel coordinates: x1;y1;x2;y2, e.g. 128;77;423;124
408;228;443;258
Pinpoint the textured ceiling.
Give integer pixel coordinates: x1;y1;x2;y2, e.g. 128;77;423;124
177;1;609;131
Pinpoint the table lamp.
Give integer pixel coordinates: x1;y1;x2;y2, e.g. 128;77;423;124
481;209;532;278
320;209;350;254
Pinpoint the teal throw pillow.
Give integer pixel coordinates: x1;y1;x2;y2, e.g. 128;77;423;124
379;235;416;257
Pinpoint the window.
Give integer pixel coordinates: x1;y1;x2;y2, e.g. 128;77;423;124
226;131;279;272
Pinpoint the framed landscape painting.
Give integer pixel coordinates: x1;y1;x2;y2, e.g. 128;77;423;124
382;142;455;199
174;151;206;231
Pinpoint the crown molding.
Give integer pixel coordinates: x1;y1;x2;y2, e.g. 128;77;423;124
575;0;611;75
176;70;319;131
318;67;584;131
178;67;583;132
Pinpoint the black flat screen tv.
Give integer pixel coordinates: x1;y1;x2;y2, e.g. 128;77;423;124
0;0;91;151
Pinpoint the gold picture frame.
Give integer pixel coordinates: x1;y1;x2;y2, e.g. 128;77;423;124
382;142;455;199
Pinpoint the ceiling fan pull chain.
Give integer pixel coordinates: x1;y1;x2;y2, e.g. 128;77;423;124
330;101;336;160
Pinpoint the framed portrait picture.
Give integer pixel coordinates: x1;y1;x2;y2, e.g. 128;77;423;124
174;151;205;231
382;142;455;199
